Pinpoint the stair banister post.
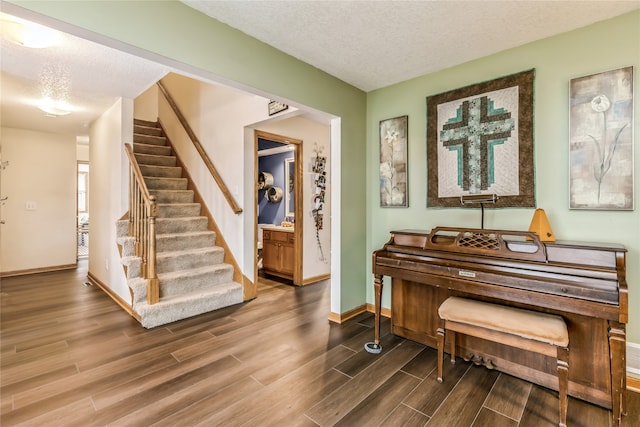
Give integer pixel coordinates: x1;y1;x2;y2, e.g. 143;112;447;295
147;196;159;305
128;167;134;236
140;196;147;276
134;184;141;257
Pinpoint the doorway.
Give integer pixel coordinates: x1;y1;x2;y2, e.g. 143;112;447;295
254;130;302;285
77;161;89;258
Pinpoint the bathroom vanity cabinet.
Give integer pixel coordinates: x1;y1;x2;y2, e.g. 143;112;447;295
262;228;295;280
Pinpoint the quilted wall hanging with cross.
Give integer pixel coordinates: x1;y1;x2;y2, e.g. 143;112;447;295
426;69;535;208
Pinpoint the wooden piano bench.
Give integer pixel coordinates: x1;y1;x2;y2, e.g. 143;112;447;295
437;296;570;427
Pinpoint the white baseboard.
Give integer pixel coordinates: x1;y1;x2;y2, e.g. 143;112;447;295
627;342;640;376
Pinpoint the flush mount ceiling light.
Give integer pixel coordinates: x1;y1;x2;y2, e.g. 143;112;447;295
1;15;62;48
37;97;72;116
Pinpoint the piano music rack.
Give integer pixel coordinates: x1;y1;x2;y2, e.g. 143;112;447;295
423;227;548;263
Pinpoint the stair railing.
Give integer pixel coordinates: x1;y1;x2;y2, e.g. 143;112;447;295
124;143;160;304
156;80;243;214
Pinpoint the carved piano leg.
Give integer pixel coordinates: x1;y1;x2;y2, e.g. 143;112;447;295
609;322;627;426
365;274;384;354
437;321;445;383
557;347;569;427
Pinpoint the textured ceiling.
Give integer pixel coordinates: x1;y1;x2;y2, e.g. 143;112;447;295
183;0;640;92
0;11;170;136
1;2;638;139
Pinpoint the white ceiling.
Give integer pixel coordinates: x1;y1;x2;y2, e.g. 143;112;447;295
1;1;638;139
183;0;640;92
0;11;170;137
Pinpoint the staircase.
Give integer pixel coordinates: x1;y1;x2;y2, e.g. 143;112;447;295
116;119;244;328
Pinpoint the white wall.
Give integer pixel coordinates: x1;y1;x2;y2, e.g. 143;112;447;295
88;98;133;301
157;73;272;283
134;84;159;122
0;127;77;273
76;142;89;162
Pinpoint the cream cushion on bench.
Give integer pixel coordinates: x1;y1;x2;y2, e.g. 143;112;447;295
437;296;570;427
438;296;569;347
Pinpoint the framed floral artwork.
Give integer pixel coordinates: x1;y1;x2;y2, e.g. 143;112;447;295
570;66;634;210
379;115;408;207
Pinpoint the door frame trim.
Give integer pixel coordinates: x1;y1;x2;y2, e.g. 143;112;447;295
254;130;303;284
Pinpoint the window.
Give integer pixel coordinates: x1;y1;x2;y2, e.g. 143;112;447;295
78;163;89;213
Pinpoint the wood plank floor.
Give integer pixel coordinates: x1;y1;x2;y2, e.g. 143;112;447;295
1;261;639;426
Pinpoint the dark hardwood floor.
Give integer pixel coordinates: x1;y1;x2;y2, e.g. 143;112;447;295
1;261;638;426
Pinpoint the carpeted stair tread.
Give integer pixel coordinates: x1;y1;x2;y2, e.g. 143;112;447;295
150;189;195;204
121;255;142;279
128;263;233;301
134;282;243;328
116;220;129;239
134;133;168;146
133;142;172;156
155;247;225;274
157;203;201;218
134;153;177;167
158;263;233;284
156;217;209;233
155;245;223;260
134;124;164;137
139;164;182;178
156;230;216;238
134;118;160;128
144;176;188;190
155;231;217;252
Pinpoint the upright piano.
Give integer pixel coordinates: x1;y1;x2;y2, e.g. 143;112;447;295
371;227;628;425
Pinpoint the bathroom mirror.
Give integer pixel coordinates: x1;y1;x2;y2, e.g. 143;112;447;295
285;157;294;218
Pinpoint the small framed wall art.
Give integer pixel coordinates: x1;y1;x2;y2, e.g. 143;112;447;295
379;115;409;207
569;66;634;210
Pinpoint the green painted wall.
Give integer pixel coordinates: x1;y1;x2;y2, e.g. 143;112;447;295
9;0;367;312
367;11;640;343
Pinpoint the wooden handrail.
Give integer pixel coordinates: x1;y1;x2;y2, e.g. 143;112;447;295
157;80;243;214
125;143;152;201
124;143;159;305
